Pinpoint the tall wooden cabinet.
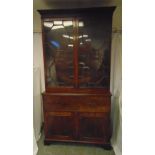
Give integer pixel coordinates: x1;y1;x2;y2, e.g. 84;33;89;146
38;7;115;148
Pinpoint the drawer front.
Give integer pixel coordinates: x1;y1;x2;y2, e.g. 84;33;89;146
77;96;110;112
43;94;110;112
43;95;78;111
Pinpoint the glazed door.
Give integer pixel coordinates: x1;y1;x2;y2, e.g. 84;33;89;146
77;17;111;88
43;19;75;87
42;16;111;89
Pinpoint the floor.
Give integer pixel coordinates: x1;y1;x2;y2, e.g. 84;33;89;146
37;134;115;155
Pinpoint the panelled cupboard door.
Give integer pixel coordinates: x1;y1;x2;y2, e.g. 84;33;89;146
45;112;75;140
78;113;108;142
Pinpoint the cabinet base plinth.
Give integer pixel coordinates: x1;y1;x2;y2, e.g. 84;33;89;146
44;138;112;149
44;140;51;145
102;144;112;150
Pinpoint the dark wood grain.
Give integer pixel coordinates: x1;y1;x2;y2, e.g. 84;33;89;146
38;7;116;18
38;7;115;147
42;93;111;144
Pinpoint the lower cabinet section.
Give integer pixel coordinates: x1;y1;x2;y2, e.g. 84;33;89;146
43;93;111;147
44;111;111;145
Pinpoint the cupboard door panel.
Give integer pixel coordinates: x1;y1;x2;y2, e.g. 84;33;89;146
45;112;75;139
79;113;107;141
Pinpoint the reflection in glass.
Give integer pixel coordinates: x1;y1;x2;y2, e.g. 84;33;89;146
78;17;111;88
43;18;111;88
43;20;74;87
52;25;64;30
44;22;53;28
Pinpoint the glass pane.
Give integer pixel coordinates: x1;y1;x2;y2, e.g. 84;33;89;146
78;17;111;88
43;19;74;87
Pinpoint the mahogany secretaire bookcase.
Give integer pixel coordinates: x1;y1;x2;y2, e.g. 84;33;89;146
38;7;115;148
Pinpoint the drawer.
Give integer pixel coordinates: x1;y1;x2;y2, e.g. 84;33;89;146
43;95;78;111
42;94;110;112
76;96;110;112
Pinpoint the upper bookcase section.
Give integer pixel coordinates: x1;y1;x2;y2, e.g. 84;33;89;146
38;7;116;91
